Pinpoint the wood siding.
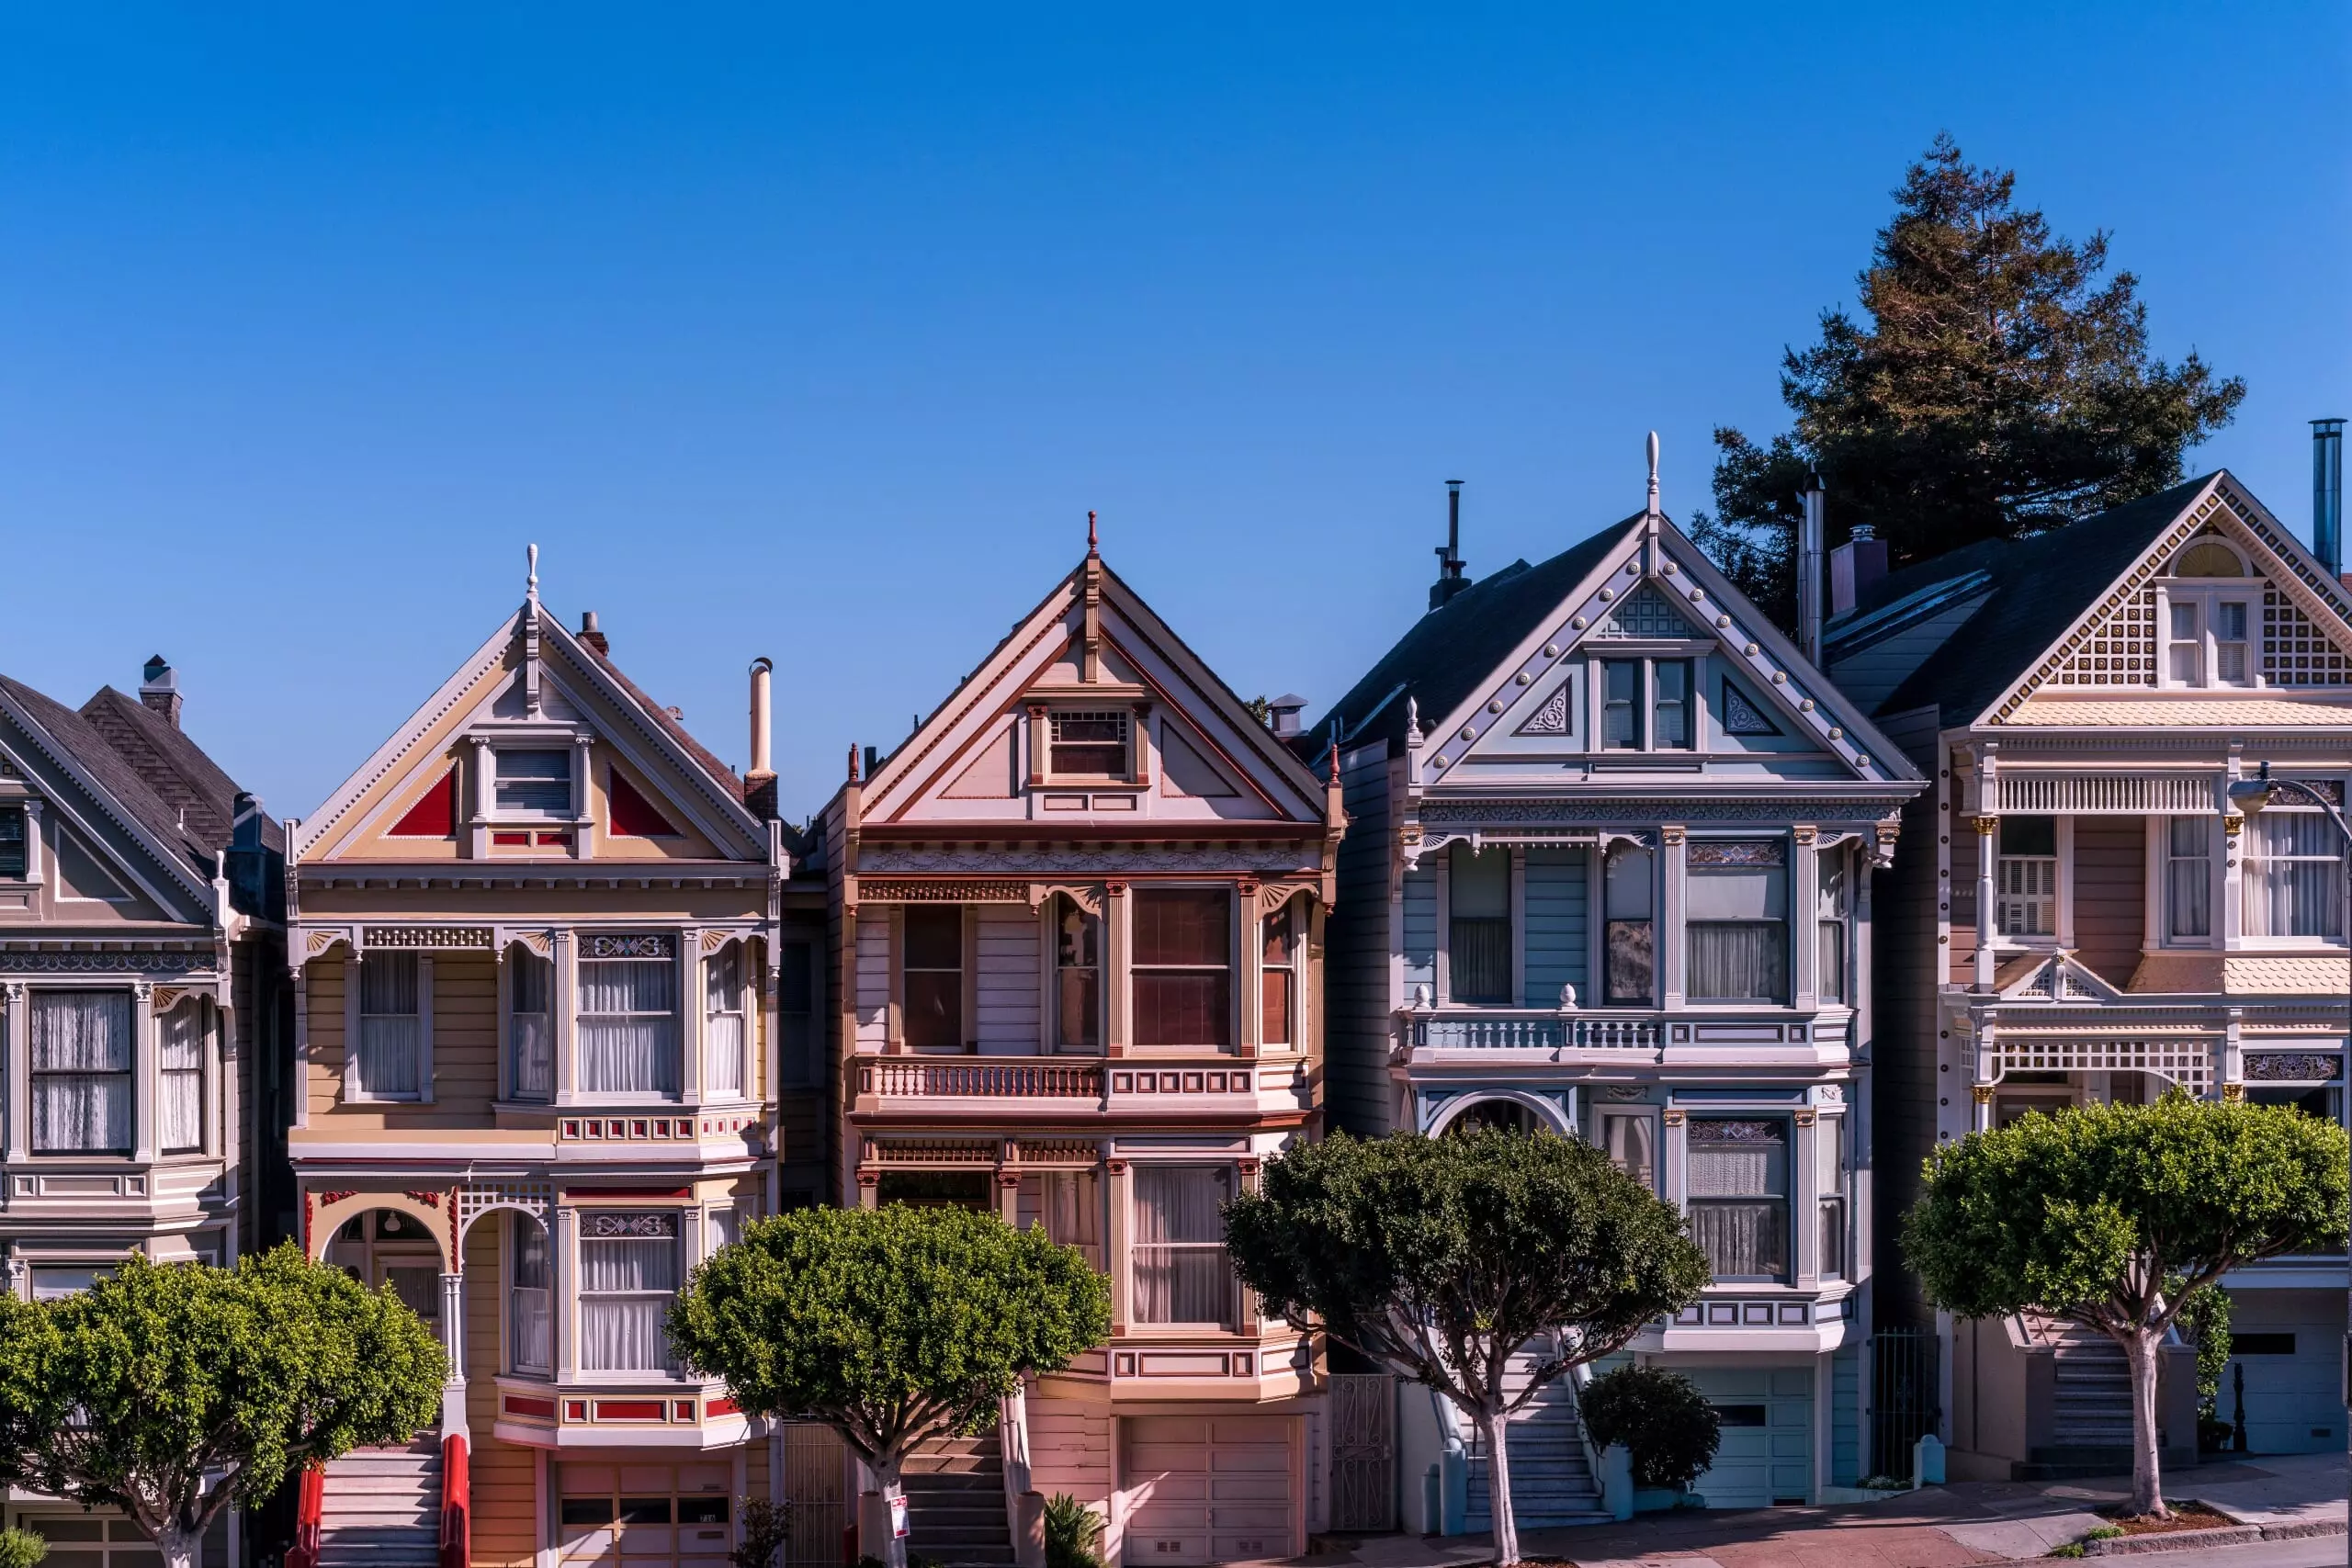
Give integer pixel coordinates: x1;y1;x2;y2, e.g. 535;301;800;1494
1325;748;1395;1137
1870;708;1946;1327
976;903;1041;1054
2073;816;2147;987
1521;846;1588;1008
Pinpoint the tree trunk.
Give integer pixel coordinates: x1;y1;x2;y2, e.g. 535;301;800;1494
876;1455;910;1568
153;1522;199;1568
1474;1402;1521;1566
2123;1327;2168;1518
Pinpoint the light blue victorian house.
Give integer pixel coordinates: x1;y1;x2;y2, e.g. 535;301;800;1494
1310;455;1923;1524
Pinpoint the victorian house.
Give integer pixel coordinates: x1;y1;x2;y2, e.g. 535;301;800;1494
1;658;287;1566
1825;442;2352;1475
283;566;820;1568
818;521;1343;1567
1315;457;1923;1521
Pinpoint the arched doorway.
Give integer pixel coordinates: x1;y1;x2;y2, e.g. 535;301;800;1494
1430;1093;1562;1136
324;1207;447;1333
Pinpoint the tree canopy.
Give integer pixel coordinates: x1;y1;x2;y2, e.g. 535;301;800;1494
1225;1128;1708;1563
1693;133;2245;628
0;1245;446;1568
666;1203;1110;1568
1902;1092;2345;1515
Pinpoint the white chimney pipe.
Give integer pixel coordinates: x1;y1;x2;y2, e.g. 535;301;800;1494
748;658;775;780
1797;476;1826;665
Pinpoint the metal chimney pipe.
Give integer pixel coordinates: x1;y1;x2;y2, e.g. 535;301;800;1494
2314;419;2345;579
1798;476;1826;665
748;658;775;780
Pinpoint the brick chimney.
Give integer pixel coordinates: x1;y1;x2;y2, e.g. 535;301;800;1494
579;611;609;655
140;656;183;728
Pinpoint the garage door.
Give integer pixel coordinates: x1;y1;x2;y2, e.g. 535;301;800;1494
558;1461;735;1568
1687;1368;1812;1509
1122;1416;1295;1564
2224;1325;2343;1455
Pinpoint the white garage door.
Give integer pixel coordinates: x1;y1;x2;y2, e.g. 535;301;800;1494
2225;1327;2344;1455
1687;1368;1812;1509
1123;1416;1295;1564
558;1461;735;1568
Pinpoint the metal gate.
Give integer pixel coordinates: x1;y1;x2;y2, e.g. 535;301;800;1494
781;1421;850;1568
1870;1327;1941;1479
1328;1373;1396;1532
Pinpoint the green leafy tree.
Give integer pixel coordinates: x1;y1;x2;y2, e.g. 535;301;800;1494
666;1205;1111;1568
1692;132;2245;629
1577;1364;1721;1491
1224;1129;1709;1565
0;1246;446;1568
1903;1094;2344;1517
0;1526;48;1568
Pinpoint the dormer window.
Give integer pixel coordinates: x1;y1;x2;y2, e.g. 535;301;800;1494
2165;540;2256;689
1048;711;1130;779
495;750;574;817
1599;659;1693;751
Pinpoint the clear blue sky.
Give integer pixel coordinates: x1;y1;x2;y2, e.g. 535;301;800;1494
2;4;2343;823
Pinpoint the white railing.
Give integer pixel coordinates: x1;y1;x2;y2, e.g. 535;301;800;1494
1410;1015;1661;1052
859;1059;1105;1099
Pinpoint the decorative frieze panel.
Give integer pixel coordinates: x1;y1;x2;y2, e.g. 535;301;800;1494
2244;1053;2342;1082
857;880;1030;903
859;845;1317;875
1995;773;2217;814
582;934;673;959
0;950;205;974
364;926;494;950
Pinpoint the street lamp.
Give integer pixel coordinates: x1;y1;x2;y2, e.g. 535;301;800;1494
2224;761;2352;1526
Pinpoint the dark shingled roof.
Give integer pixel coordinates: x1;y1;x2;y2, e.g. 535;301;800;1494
0;673;280;888
1309;514;1643;750
579;640;748;807
1854;474;2215;724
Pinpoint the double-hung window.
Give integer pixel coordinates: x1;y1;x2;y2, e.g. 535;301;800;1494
1603;843;1655;1006
578;1212;679;1372
1818;1117;1849;1280
1052;897;1101;1054
1686;840;1788;1003
903;906;965;1051
2165;818;2212;942
509;1220;552;1375
1599;660;1693;750
0;805;25;877
1131;1166;1236;1326
1446;843;1510;1005
1261;901;1298;1045
1133;890;1232;1049
1816;853;1850;1004
1048;711;1130;779
509;948;554;1100
31;990;132;1154
1996;817;2057;940
159;1004;205;1154
1687;1119;1789;1282
577;936;681;1097
2245;805;2346;940
703;944;747;1098
356;953;423;1100
495;749;574;817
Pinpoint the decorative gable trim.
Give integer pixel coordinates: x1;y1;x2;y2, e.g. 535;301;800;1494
0;699;214;917
1514;682;1572;737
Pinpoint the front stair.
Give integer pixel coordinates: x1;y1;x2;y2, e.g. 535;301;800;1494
2019;1319;2137;1480
902;1427;1014;1567
318;1436;442;1568
1464;1346;1609;1531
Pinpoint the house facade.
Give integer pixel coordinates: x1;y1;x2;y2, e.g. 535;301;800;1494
818;526;1343;1567
283;573;819;1568
1826;465;2352;1477
1316;469;1922;1522
0;659;287;1567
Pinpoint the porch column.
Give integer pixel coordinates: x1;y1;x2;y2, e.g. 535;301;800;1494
1792;829;1819;1010
439;1269;469;1439
681;927;706;1104
1659;1109;1688;1210
1793;1109;1820;1287
2220;1010;2244;1101
552;931;576;1106
4;983;26;1161
1660;827;1686;1010
1973;816;1998;989
131;981;158;1163
555;1206;578;1378
1105;1159;1131;1335
1971;1017;1996;1134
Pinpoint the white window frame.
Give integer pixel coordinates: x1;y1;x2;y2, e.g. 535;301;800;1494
158;998;208;1156
345;950;434;1105
1127;1162;1239;1330
573;932;684;1102
574;1209;684;1377
2158;549;2262;692
2239;798;2349;948
702;941;750;1102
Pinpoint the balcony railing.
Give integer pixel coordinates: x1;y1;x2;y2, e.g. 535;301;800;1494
859;1060;1106;1099
1409;1015;1660;1052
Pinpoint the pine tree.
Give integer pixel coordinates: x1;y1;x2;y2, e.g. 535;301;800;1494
1693;133;2245;629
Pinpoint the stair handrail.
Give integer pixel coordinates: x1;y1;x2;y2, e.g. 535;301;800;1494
1428;1387;1469;1535
998;1384;1035;1563
1566;1359;1611;1505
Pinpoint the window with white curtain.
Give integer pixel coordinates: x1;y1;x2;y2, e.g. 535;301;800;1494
1686;840;1788;1003
708;1204;745;1252
1819;1116;1849;1280
704;944;747;1099
510;1219;552;1376
31;990;133;1154
1687;1119;1789;1282
1043;1170;1102;1270
509;948;553;1100
577;936;681;1097
578;1212;679;1372
2165;818;2212;942
2245;808;2346;940
356;953;422;1100
1131;1167;1235;1326
159;1004;204;1154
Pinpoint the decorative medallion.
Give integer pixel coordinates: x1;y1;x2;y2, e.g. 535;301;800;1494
1517;684;1572;737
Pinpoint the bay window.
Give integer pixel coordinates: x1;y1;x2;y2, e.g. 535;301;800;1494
1819;1116;1849;1280
510;948;553;1100
579;1212;680;1372
2165;818;2212;942
510;1220;552;1376
704;944;747;1098
356;953;423;1100
1816;852;1850;1004
1446;843;1510;1005
903;906;965;1051
159;1004;204;1154
1688;1119;1789;1282
1133;889;1231;1049
1261;901;1297;1045
31;989;132;1154
2245;807;2346;939
1131;1166;1235;1326
1603;843;1654;1006
1052;897;1101;1053
577;936;681;1097
1687;840;1788;1003
1996;817;2057;940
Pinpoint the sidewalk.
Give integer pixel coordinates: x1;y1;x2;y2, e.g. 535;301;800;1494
1305;1453;2347;1568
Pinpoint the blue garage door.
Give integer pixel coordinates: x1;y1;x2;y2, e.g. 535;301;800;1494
1685;1367;1812;1508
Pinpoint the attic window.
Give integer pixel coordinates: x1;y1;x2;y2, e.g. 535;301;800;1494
0;807;24;878
495;750;574;818
1048;711;1129;779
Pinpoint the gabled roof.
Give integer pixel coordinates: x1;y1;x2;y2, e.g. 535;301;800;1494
1310;516;1642;750
78;686;286;855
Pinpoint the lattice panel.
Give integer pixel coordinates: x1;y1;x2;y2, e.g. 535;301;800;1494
458;1179;552;1238
1988;1036;2213;1090
2262;588;2352;686
1996;773;2218;813
2050;587;2156;686
1588;584;1701;639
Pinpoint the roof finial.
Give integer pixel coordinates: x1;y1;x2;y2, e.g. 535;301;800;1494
1328;740;1340;785
1645;432;1660;518
1087;510;1099;556
847;743;861;784
526;542;540;603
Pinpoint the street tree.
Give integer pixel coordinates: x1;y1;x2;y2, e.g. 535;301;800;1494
0;1245;446;1568
1224;1128;1709;1565
1903;1092;2346;1517
666;1204;1111;1568
1693;132;2245;628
